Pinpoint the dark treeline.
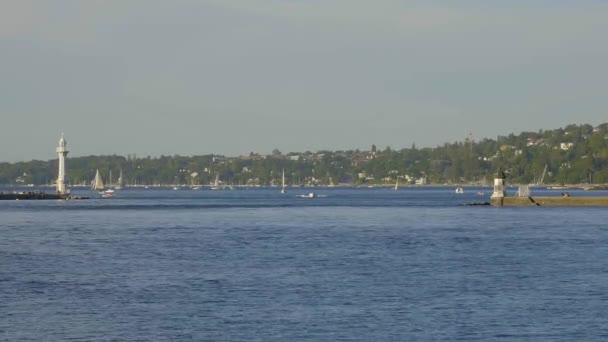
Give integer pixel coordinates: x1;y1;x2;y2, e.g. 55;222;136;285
2;123;608;186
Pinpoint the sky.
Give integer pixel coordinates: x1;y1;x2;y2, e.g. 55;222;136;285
1;0;607;161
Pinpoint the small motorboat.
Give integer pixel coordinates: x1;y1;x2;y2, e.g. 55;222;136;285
455;187;464;194
298;192;317;198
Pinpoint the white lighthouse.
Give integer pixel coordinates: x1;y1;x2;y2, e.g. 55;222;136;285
491;168;506;199
56;133;69;195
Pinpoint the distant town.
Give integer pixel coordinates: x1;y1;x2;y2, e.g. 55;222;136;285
2;123;608;187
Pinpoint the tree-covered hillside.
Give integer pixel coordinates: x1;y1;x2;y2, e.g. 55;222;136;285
2;123;608;186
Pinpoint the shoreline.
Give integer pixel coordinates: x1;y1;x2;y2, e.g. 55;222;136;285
2;183;607;190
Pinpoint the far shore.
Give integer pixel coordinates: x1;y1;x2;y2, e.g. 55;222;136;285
2;183;607;190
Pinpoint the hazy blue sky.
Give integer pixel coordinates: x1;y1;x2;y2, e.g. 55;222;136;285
1;1;607;161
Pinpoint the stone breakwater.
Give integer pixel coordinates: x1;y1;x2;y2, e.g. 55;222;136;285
0;192;67;200
492;196;608;207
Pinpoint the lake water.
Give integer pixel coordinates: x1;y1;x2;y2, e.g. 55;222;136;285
2;187;608;341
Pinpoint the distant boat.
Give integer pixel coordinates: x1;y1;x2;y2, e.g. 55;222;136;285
531;164;548;188
455;187;464;194
91;169;105;192
211;172;221;190
394;179;399;191
328;177;335;187
104;170;115;192
101;192;115;198
190;171;200;190
281;169;287;194
210;173;220;190
298;192;317;198
583;185;608;191
547;186;572;190
115;169;125;190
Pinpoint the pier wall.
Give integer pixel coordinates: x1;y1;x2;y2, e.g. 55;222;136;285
492;196;608;207
0;193;67;200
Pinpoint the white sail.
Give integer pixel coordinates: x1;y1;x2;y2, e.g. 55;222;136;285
211;173;220;190
116;169;125;189
92;169;105;191
394;178;399;191
281;169;286;193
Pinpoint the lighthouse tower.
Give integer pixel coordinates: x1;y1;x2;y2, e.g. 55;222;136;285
491;168;506;206
56;134;69;195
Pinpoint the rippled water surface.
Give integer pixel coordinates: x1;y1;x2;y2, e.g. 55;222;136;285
2;187;608;341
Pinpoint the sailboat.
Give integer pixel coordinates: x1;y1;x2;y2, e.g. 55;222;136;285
190;172;201;190
532;164;548;188
104;170;115;193
91;169;105;192
394;178;399;191
115;169;125;190
281;169;287;194
210;173;220;190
